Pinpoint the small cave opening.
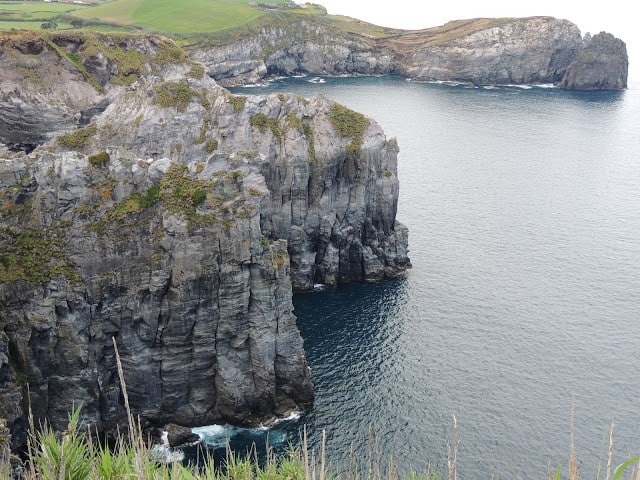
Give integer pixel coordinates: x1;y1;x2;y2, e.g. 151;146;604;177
5;142;39;154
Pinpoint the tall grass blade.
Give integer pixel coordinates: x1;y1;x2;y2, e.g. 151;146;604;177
605;422;615;480
611;456;640;480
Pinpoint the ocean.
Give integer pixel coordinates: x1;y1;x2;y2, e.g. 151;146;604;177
197;76;640;479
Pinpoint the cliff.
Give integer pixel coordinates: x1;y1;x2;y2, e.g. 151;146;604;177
558;32;629;90
188;15;627;90
0;31;410;450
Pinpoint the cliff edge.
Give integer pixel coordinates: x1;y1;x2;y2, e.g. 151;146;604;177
188;15;627;90
0;31;410;450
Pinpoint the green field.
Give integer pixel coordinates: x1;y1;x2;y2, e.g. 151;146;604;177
0;0;298;33
0;0;401;41
74;0;288;33
0;2;84;13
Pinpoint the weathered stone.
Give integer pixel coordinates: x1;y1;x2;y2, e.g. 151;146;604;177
0;31;410;452
188;16;627;90
165;423;200;447
559;32;628;90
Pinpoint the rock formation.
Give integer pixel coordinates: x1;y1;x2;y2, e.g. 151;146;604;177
558;32;629;90
0;31;410;451
188;15;627;90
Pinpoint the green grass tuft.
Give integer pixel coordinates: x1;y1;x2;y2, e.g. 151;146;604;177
250;113;282;143
154;79;199;112
328;103;369;155
58;125;97;150
88;150;111;168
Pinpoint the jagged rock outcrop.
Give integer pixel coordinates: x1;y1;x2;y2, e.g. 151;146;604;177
188;15;627;90
189;18;395;87
0;31;409;451
558;32;628;90
397;17;582;85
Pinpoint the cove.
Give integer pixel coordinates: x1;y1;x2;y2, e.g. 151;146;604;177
227;76;640;479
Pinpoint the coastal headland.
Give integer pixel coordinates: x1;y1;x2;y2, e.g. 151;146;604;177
0;0;629;456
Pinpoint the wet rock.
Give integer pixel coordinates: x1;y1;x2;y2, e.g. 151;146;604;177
165;423;200;447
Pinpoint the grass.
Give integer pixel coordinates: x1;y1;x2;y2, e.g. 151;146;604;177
0;228;80;283
0;0;295;34
0;365;636;480
58;125;97;150
73;0;287;34
250;113;282;143
4;400;640;480
328;103;370;155
0;2;85;14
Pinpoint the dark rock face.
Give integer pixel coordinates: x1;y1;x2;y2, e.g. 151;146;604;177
0;32;107;152
188;16;627;90
189;21;394;87
559;32;628;90
0;32;410;451
166;424;200;447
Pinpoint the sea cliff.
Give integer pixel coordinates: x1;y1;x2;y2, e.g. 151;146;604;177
188;15;628;90
0;31;410;450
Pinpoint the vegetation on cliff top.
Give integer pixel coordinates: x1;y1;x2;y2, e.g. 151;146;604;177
0;0;515;46
329;103;370;155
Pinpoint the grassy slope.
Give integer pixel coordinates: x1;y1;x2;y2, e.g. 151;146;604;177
74;0;285;33
0;0;518;48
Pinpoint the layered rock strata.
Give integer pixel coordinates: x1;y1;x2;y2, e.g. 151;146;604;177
189;15;627;90
0;32;410;450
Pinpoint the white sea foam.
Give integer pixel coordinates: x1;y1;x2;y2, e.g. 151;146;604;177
192;424;231;448
149;431;185;463
271;410;302;425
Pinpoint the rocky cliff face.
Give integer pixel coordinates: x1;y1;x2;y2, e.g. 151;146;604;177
0;31;410;450
189;17;394;87
558;32;629;90
188;15;627;90
397;17;582;85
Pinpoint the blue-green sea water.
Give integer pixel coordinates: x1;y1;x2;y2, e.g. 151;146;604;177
203;77;640;479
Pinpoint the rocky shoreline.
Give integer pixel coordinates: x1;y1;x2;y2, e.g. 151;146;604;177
188;16;628;91
0;12;629;453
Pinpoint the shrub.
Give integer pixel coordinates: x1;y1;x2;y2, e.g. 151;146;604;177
188;63;206;79
88;151;110;168
206;139;219;153
250;113;282;143
154;80;198;112
58;125;97;150
329;103;370;155
191;189;207;206
228;95;247;112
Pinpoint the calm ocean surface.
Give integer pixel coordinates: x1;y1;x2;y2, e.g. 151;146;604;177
221;77;640;478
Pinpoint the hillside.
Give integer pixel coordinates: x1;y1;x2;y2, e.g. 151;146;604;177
0;1;628;89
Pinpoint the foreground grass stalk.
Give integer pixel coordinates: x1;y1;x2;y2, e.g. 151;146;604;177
3;396;637;480
605;422;615;480
446;416;458;480
569;395;580;480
